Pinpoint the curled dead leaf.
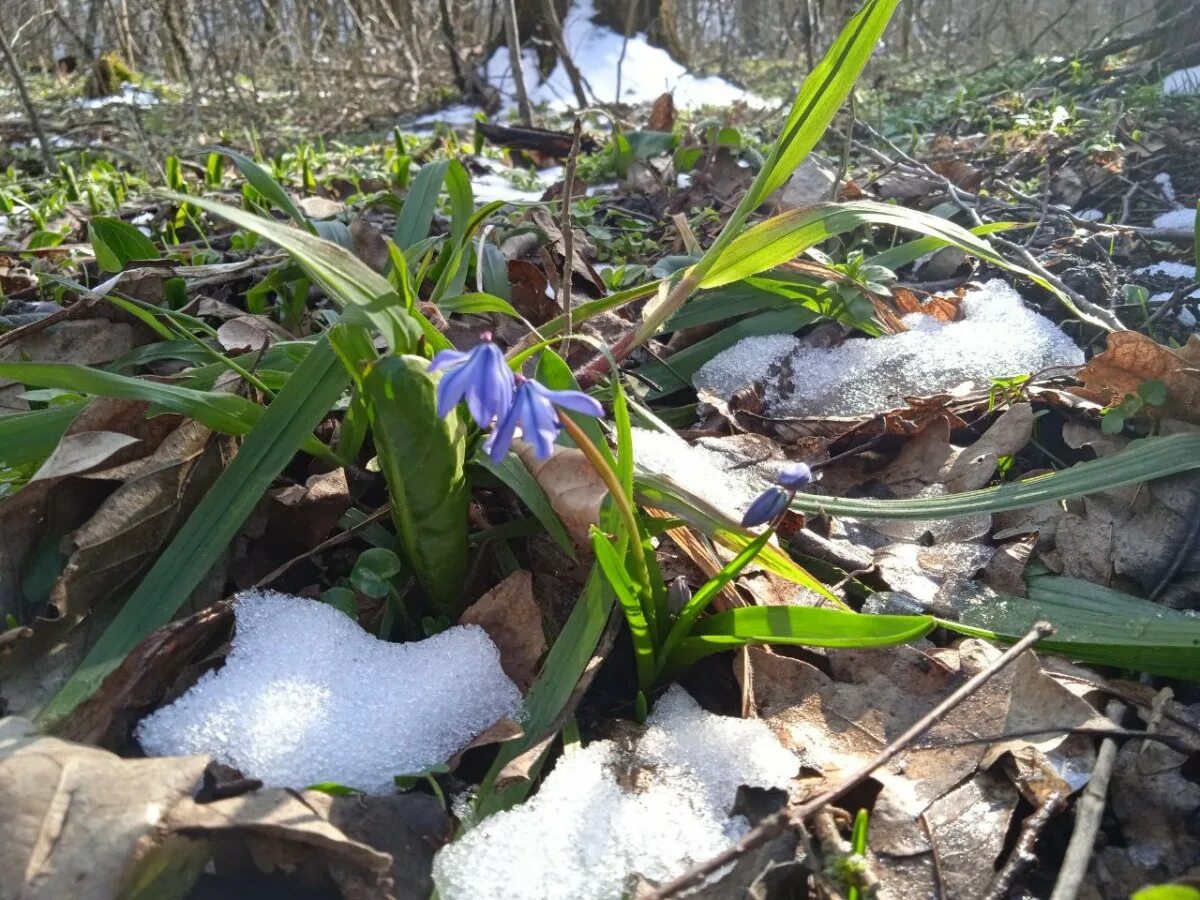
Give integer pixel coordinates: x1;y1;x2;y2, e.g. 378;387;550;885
459;569;546;692
1078;331;1200;424
514;440;606;547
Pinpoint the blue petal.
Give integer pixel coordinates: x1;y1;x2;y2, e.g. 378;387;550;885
525;390;561;460
429;348;470;372
436;362;474;418
487;396;523;464
778;462;813;489
532;383;604;418
740;486;788;528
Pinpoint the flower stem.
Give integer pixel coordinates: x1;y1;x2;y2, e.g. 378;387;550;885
558;412;656;639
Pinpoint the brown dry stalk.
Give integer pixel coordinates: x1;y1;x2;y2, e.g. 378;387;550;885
645;621;1057;899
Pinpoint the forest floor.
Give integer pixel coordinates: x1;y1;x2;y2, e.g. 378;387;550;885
2;19;1200;900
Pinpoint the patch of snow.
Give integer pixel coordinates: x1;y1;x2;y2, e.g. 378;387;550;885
1152;207;1197;230
76;83;157;109
631;426;765;518
1154;172;1177;204
472;173;545;203
1164;65;1200;97
1075;208;1104;221
696;280;1084;418
693;333;802;403
136;590;522;794
1179;307;1197;328
413;104;481;128
432;685;798;900
1135;261;1197;280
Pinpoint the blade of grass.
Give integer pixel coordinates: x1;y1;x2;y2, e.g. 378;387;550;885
38;330;352;726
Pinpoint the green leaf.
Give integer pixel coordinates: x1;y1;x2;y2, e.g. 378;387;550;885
1134;886;1200;900
0;360;332;461
476;568;613;816
625;131;678;159
363;355;469;617
349;547;404;599
320;587;360;618
473;452;575;557
634;474;844;607
87;217;161;272
658;530;774;677
590;528;656;690
866;221;1020;272
1138;379;1168;406
789;433;1200;520
394;160;449;249
207;146;309;228
39;331;352;726
439;292;521;318
0;402;85;468
161;191;418;352
942;575;1200;680
661;605;934;678
480;243;511;301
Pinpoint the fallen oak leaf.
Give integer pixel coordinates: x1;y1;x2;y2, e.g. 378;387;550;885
459;570;546;692
1078;331;1200;424
514;440;606;547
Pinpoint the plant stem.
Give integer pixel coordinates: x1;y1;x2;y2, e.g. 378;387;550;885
558;412;653;620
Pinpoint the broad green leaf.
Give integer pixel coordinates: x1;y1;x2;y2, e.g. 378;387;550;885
625;131;678;159
789;433;1200;519
473;452;575;557
480;243;511;300
476;568;613;816
39;332;352;726
661;605;934;679
394;160;449;249
207;146;309;228
363;355;469;617
0;402;85;468
943;575;1200;680
87;217;161;272
161;191;418;352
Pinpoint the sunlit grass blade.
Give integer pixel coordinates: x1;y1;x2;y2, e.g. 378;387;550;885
789;433;1200;519
38;330;352;726
590;527;656;692
660;605;934;679
206;146;309;228
475;568;614;817
942;575;1200;680
159;191;419;351
0;402;85;468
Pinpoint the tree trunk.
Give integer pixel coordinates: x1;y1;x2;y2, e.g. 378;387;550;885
1152;0;1200;66
503;0;534;125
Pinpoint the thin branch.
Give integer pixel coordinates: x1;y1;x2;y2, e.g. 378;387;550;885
560;118;582;341
644;622;1056;899
0;20;56;174
1048;700;1126;900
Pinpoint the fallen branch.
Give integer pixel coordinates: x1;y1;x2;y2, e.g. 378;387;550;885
644;621;1056;899
1048;700;1126;900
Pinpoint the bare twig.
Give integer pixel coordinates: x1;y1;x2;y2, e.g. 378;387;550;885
1143;280;1200;330
560;118;582;341
644;622;1056;899
985;790;1068;900
0;20;56;174
1049;700;1126;900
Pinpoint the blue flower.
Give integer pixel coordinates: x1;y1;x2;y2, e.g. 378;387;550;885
778;462;813;489
429;333;514;429
487;375;604;463
740;485;790;528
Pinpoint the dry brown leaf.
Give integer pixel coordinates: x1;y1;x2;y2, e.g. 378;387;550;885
891;286;963;322
1078;331;1200;423
507;258;559;325
647;91;675;131
29;431;141;482
514;440;606;547
0;716;209;900
216;314;291;352
459;569;546;692
0;319;136;412
48;418;228;624
268;468;350;548
749;641;1104;899
350;217;391;273
942;401;1034;491
296;195;344;219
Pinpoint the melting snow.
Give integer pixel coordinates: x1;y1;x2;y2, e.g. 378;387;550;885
417;0;761;127
1164;65;1200;97
694;280;1084;418
76;83;158;109
1152;207;1197;230
432;685;797;900
1135;261;1197;281
137;591;522;794
631;426;767;518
